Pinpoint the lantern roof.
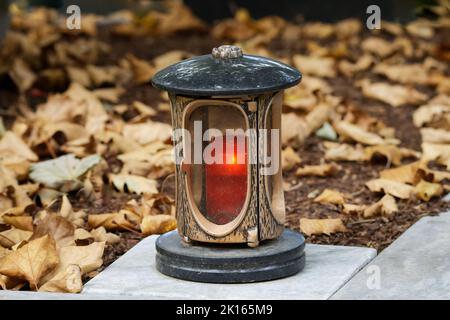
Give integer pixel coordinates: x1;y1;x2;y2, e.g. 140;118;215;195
152;45;301;96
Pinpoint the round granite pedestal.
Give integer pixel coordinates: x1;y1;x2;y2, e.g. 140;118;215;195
155;229;305;283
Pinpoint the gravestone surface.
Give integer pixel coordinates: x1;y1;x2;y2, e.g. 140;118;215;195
83;234;376;300
332;212;450;300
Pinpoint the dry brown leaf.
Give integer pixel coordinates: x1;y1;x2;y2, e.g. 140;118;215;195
124;54;155;84
0;235;59;290
86;65;120;86
90;227;120;245
110;174;158;195
334;121;385;145
66;66;91;87
421;128;450;144
365;178;414;199
363;194;398;218
342;203;366;215
88;212;136;231
360;81;427;107
56;242;105;274
9;58;37;92
361;37;396;57
414;179;443;201
338;54;373;77
300;218;347;236
413;104;450;128
122;122;172;145
324;142;366;162
296;163;340;177
314;189;345;205
421;142;450;169
406;20;434;39
364;145;420;166
379;161;422;184
0;131;38;162
373;63;429;85
93;87;125;103
140;215;177;236
0;228;32;248
59;195;86;227
293;54;336;78
2;215;33;231
282;147;301;170
39;264;82;293
31;214;75;248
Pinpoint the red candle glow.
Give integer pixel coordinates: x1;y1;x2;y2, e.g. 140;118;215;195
205;135;247;225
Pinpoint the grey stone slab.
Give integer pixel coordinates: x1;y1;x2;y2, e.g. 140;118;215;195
83;235;376;300
0;291;154;300
332;212;450;300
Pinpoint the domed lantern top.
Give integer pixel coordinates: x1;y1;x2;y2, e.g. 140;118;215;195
152;45;302;96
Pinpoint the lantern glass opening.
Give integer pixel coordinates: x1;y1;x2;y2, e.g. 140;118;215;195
185;102;249;226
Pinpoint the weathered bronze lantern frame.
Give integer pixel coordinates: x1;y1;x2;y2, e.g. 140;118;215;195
153;45;301;248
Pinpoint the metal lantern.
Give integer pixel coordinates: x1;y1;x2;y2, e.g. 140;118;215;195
152;45;305;283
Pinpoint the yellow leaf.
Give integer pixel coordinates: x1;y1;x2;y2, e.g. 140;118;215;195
314;189;345;205
373;63;428;85
324;142;366;162
414;180;443;201
363;194;398;218
364;145;420;166
342;203;366;215
300;218;347;236
2;215;33;231
88;212;136;231
365;178;414;199
0;235;59;290
140;215;177;236
421;142;450;169
379;161;422;184
282;147;301;170
293;54;336;78
360;80;427;107
296;163;339;177
334;121;385;145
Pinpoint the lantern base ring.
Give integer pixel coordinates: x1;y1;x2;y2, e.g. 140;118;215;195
155;229;305;283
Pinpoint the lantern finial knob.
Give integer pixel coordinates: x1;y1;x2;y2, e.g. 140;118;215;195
212;45;243;59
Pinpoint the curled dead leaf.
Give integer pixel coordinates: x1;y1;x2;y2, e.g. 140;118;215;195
365;178;414;199
414;180;443;201
300;218;347;236
363;194;398;218
314;189;345;205
140;215;177;236
282;147;301;171
296;163;340;177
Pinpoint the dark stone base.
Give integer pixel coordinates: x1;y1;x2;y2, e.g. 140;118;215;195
155;229;305;283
